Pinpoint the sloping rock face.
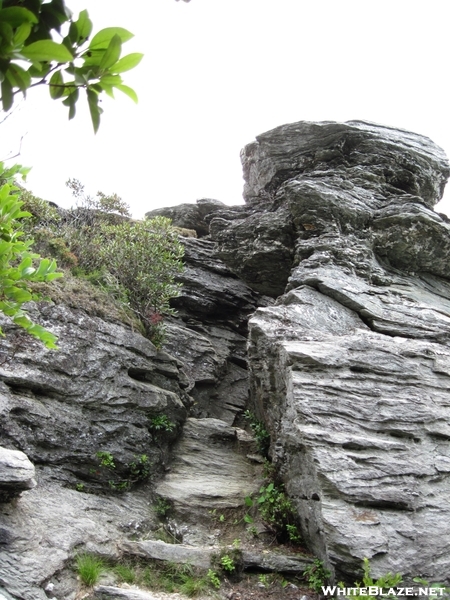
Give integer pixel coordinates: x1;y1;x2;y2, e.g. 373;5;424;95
165;237;265;424
234;121;450;582
0;305;189;599
0;232;263;598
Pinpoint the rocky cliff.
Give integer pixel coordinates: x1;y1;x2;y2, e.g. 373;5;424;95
217;121;450;583
1;120;449;599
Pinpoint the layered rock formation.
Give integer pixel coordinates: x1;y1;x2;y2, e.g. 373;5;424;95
224;121;450;582
0;229;262;599
1;120;449;598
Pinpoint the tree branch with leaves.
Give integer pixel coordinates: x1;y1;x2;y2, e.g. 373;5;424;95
0;0;143;132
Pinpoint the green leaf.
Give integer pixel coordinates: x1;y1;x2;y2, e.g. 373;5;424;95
1;78;13;111
100;74;122;85
115;84;138;103
89;27;133;50
6;63;31;92
110;52;143;73
27;324;58;349
99;34;122;70
0;7;38;28
13;21;32;46
87;88;101;133
0;20;14;45
75;9;93;42
62;88;79;120
21;40;73;63
244;496;253;507
49;70;64;99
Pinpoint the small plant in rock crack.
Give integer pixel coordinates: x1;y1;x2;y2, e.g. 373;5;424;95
212;547;243;579
304;559;332;593
149;414;175;433
243;410;270;456
96;451;115;469
128;454;150;483
206;569;221;589
338;558;402;599
208;509;225;523
245;482;301;544
220;554;235;573
155;497;172;518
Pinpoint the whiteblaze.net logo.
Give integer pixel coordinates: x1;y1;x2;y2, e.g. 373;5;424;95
321;587;448;597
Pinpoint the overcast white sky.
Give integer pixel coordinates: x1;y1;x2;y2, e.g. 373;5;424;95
1;0;450;217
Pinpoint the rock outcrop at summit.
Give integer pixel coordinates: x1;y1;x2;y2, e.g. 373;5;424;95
2;119;450;598
223;121;450;583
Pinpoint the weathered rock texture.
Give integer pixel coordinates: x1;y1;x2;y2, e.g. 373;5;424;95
0;447;36;502
0;230;263;598
0;304;190;599
236;121;450;582
1;119;450;598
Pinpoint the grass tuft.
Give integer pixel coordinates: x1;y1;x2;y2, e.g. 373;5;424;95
75;553;105;586
114;562;136;584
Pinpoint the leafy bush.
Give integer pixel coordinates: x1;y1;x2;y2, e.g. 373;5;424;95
150;414;176;433
96;217;184;341
245;481;301;544
0;163;63;348
155;497;172;518
220;554;235;572
22;182;185;346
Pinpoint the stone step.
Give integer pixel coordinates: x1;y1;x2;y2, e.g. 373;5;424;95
121;539;314;574
155;418;262;518
93;586;163;599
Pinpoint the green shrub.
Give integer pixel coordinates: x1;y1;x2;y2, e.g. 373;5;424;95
0;162;63;348
243;410;270;456
338;558;402;599
150;415;176;433
304;558;331;593
245;481;301;544
19;179;185;347
206;569;221;589
75;553;105;586
155;497;172;518
220;554;235;572
129;454;150;482
96;451;115;469
96;216;184;342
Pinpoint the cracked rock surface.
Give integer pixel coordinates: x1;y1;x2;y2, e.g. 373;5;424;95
236;121;450;582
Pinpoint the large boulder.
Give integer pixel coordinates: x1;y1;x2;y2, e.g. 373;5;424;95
239;121;450;583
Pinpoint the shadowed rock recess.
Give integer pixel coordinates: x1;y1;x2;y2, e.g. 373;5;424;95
1;120;450;598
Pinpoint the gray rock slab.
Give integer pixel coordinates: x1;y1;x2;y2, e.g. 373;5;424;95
241;120;450;582
0;446;36;501
94;585;178;599
0;303;187;492
122;539;313;575
121;540;213;569
156;418;262;516
0;471;155;600
242;549;313;573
